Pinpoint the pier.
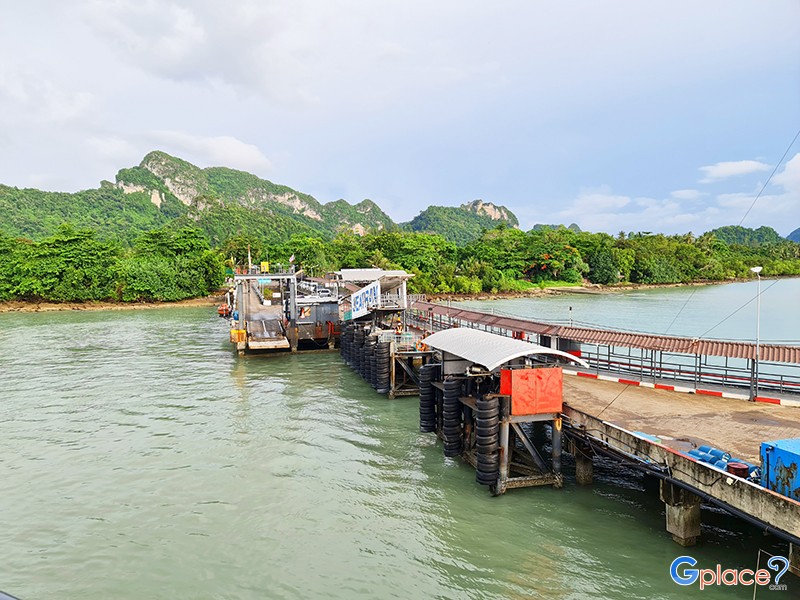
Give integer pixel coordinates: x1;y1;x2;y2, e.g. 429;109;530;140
229;270;339;353
400;299;800;552
227;278;800;556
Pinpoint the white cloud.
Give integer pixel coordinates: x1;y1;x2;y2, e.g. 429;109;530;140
542;154;800;236
699;160;770;183
670;189;702;200
0;68;95;125
570;190;631;212
147;131;273;173
772;153;800;192
85;136;139;163
82;0;206;79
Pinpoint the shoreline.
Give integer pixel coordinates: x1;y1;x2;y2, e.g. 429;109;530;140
2;274;793;312
0;294;224;314
426;279;729;303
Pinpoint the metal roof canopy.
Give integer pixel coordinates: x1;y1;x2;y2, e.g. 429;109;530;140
335;268;414;292
423;328;590;372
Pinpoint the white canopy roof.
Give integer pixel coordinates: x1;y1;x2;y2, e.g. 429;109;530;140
335;268;413;282
423;328;590;371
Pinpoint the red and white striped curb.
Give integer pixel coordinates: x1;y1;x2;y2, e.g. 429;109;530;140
561;369;800;408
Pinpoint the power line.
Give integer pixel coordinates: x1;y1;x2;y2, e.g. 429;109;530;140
697;279;779;339
663;288;697;335
738;127;800;226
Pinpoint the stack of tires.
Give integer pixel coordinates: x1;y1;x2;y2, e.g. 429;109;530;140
369;345;378;388
352;327;365;373
418;364;437;432
442;378;463;457
361;337;375;381
375;342;391;394
475;395;500;485
341;323;353;364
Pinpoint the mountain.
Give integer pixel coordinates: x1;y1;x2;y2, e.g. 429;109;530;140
1;151;518;246
531;223;582;232
711;225;784;246
116;151;393;238
788;227;800;243
403;200;519;245
0;181;182;244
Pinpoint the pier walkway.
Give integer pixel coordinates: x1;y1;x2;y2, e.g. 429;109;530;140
409;300;800;404
563;375;800;464
407;300;800;546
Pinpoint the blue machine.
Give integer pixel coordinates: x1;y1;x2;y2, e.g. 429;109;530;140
761;438;800;501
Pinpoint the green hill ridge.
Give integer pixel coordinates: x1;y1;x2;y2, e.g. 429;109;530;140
0;150;522;245
403;200;519;245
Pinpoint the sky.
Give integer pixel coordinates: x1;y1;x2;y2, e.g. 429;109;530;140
1;1;799;235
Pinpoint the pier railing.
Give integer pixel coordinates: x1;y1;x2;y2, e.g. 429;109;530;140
407;302;800;399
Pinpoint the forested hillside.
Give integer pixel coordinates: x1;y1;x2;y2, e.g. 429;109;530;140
711;225;784;246
403;200;519;245
1;151;799;303
2;151;497;244
0;182;185;244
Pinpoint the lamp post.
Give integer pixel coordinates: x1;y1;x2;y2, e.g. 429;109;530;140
750;266;762;400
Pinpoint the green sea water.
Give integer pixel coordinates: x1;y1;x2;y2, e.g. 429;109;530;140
0;294;794;599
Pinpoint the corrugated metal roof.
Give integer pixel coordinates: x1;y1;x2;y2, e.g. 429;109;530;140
423;328;590;371
415;301;800;364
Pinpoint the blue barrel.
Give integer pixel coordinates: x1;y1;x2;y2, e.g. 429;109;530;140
698;445;712;454
708;448;731;461
714;459;729;469
699;453;717;464
688;449;704;459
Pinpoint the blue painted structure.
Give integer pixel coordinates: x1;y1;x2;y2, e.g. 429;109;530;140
761;438;800;501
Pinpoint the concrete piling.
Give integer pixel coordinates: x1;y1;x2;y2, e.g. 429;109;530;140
575;449;593;486
660;481;701;547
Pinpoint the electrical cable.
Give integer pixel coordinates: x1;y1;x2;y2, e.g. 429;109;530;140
696;279;779;339
738;127;800;226
663;288;698;335
596;385;630;418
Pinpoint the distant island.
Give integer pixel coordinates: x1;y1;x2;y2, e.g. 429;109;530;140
1;150;798;304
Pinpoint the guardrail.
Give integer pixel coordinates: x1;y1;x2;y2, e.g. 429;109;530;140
406;308;800;398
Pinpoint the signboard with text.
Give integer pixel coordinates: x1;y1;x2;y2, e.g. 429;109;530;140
350;280;381;319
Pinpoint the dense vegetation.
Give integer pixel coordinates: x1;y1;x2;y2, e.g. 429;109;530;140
2;219;798;304
0;183;185;244
404;201;518;245
1;150;799;303
0;225;223;302
221;225;800;295
711;225;784;246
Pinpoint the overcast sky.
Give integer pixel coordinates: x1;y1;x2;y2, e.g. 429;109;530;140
1;1;799;235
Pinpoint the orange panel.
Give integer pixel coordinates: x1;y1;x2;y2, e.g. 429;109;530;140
500;368;563;415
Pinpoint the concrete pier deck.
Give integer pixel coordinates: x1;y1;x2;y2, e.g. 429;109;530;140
563;375;800;464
